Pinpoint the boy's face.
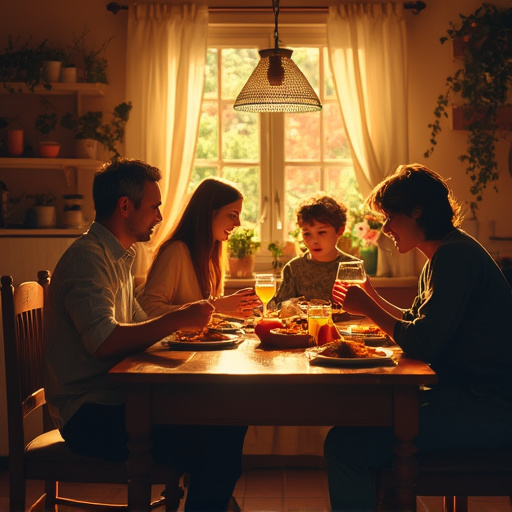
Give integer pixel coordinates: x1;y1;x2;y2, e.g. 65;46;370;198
300;220;344;262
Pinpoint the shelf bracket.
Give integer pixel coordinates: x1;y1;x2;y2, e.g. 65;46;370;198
63;166;73;188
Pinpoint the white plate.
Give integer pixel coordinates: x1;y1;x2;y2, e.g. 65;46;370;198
308;347;395;367
161;333;243;350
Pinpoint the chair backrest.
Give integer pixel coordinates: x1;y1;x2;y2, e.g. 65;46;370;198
1;270;51;466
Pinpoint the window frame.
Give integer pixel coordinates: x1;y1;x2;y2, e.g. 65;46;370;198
205;22;354;267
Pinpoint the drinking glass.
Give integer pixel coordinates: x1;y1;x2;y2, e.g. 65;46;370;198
308;304;332;345
336;260;367;286
254;273;276;317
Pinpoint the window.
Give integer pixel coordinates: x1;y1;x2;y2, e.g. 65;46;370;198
192;24;362;263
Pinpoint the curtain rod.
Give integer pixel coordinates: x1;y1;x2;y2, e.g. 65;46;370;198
107;2;426;15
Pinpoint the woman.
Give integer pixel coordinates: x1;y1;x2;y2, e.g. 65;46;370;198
327;163;512;511
139;177;260;318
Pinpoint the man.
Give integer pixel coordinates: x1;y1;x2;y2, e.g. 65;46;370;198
43;158;247;511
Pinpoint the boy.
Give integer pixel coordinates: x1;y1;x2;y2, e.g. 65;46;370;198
269;194;359;309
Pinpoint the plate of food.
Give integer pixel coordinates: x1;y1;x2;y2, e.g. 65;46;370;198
161;329;243;350
307;340;395;367
336;324;388;344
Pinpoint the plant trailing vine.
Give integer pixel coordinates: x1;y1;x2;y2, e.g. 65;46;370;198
424;3;512;212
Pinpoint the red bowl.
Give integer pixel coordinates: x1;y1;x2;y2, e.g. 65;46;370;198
259;329;313;349
39;142;60;158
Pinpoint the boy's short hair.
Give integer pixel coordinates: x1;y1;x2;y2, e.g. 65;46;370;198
296;195;347;232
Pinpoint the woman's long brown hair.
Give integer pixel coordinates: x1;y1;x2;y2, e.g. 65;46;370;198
148;177;243;299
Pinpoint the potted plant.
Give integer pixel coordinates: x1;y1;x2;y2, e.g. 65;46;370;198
424;3;512;212
34;112;61;157
227;225;261;278
61;101;132;159
27;192;57;228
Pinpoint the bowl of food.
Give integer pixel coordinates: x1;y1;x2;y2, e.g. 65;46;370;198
260;328;313;349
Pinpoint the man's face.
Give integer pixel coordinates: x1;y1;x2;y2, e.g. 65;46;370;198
126;181;162;243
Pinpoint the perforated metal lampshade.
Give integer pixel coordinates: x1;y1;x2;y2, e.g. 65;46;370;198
233;48;322;113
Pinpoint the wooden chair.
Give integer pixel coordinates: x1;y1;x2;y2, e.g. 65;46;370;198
1;271;184;511
414;445;512;512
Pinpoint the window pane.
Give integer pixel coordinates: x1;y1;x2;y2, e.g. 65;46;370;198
285;166;321;233
285;112;321;160
290;47;320;96
325;166;362;210
223;166;260;225
323;47;336;98
190;166;218;193
204;49;218;99
196;103;218;160
324;103;350;160
222;48;259;100
222;107;259;161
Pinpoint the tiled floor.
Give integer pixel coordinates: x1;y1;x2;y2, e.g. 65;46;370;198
1;465;511;511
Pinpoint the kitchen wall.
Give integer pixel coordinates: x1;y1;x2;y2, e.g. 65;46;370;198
1;0;511;456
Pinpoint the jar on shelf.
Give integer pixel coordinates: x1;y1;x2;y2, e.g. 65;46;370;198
62;194;84;228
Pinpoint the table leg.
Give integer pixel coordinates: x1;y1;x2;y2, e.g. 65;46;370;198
126;385;153;512
392;387;420;512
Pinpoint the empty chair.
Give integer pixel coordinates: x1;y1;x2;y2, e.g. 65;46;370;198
1;270;184;511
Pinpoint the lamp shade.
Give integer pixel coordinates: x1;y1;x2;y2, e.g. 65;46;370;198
233;48;322;113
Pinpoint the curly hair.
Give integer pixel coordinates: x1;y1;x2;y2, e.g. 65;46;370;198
296;195;347;232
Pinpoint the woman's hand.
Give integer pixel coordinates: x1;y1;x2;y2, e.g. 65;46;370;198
215;287;262;318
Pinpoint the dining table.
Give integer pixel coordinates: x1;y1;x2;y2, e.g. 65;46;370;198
109;315;437;511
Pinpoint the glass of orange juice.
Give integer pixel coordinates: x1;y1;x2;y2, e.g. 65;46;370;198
254;273;276;317
308;304;332;344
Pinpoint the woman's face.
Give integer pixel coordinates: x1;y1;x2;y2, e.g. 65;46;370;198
212;198;243;242
382;209;424;254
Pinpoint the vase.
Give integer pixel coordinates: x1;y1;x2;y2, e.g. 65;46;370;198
228;256;255;278
43;61;62;83
75;139;98;159
34;206;57;228
7;129;24;156
359;246;378;276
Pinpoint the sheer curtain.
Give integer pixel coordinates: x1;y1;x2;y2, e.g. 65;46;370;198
327;3;415;277
125;3;208;279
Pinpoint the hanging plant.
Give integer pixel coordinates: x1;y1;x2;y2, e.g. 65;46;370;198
424;3;512;212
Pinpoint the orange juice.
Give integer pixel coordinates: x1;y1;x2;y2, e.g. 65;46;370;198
255;283;276;305
307;305;331;344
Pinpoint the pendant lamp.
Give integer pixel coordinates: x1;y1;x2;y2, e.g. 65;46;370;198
233;0;322;113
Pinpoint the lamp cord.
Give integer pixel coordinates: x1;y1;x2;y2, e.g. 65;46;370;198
273;0;280;50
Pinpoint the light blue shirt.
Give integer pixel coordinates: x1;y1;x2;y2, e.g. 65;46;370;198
43;222;147;429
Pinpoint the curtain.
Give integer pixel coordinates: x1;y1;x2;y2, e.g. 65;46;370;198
327;3;415;277
125;3;208;279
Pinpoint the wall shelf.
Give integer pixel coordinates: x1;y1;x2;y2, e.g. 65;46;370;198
1;82;107;96
0;157;100;170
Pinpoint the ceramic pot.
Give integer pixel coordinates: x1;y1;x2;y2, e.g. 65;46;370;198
75;139;98;159
228;255;255;278
34;206;57;228
7;129;24;156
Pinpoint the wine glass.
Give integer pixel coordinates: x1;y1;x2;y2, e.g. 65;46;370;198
254;273;276;317
336;260;367;286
